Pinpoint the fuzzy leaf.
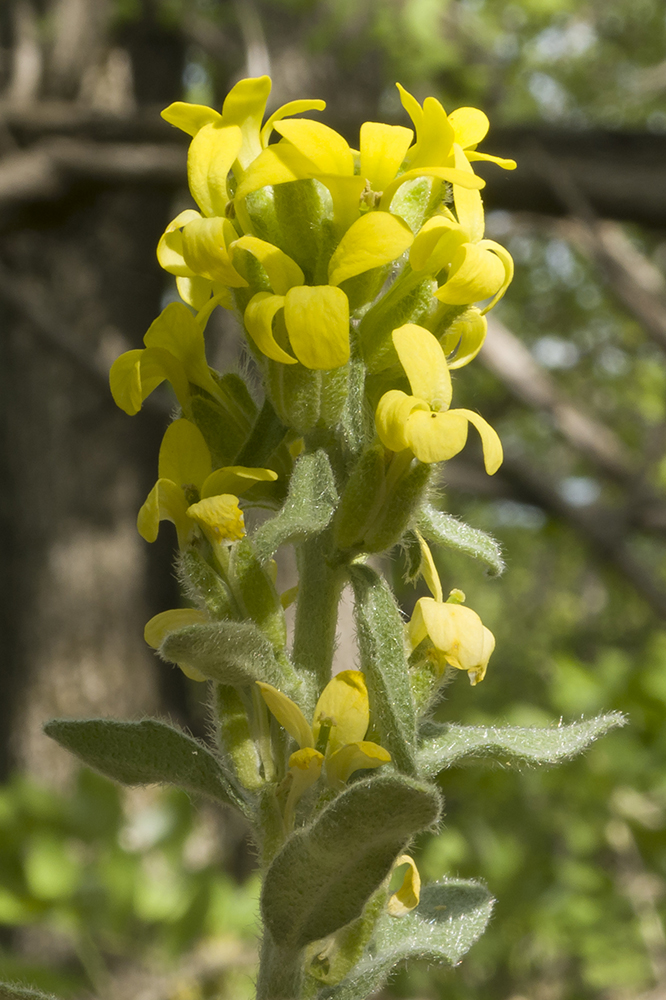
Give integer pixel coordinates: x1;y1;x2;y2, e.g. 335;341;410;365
419;503;505;576
0;985;61;1000
262;774;441;949
252;450;338;561
350;565;417;775
317;879;494;1000
417;713;627;777
160;619;284;687
44;718;242;809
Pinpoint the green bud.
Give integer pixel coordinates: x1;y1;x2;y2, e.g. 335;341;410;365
267;361;349;435
190;371;257;467
178;548;240;620
334;444;386;550
359;270;435;373
364;460;432;553
214;683;263;791
390;176;435;235
228;538;287;649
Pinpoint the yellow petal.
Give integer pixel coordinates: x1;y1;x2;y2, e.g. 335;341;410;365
221;75;272;170
139;346;191;410
313;670;369;754
408;95;455;169
417;532;443;603
316;174;366;232
176;275;214;310
244;291;296;364
447;107;489;149
143;302;219;400
477;240;514;313
235;142;319;201
404;407;470;464
273;119;354;175
188;122;243;217
434;242;506;306
359;122;413;192
284;285;350;369
201;466;277;499
417;598;495;678
328;212;413;287
180;216;248;287
325;741;391;785
466;150;517;170
452;143;485;243
441;308;487;369
381;165;484;211
158;418;212;490
396;83;424;133
109;350;144;415
392;324;452;410
453;409;503;474
144;608;208;648
388;855;421;917
260;99;327;146
137;478;192;547
375;389;427;453
409;216;464;273
156;210;203;275
288;747;324;791
161;102;222;136
186;494;246;542
232;235;304;294
407;598;429;651
257;682;314;748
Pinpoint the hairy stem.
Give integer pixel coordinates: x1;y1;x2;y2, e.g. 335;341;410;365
292;530;345;692
256;937;304;1000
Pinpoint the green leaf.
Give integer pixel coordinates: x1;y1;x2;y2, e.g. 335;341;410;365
350;565;417;775
44;718;243;810
419;503;505;576
159;619;284;687
417;712;627;777
0;983;61;1000
262;774;441;949
317;879;494;1000
252;450;338;562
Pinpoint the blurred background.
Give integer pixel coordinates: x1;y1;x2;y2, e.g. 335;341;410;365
1;0;666;997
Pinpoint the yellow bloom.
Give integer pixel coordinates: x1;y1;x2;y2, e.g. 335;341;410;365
257;670;391;788
137;418;277;547
388;855;421;916
408;535;495;686
409;148;513;315
375;324;503;472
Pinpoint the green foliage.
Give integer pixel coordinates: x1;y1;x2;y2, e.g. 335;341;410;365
159;620;284;688
419;503;505;577
317;880;494;1000
252;450;338;562
350;565;417;775
261;775;441;949
417;713;627;776
0;984;61;1000
43;719;242;810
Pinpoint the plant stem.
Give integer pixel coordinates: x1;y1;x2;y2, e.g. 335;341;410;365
292;531;345;693
256;937;304;1000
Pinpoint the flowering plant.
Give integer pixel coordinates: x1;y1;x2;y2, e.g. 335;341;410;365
39;77;623;1000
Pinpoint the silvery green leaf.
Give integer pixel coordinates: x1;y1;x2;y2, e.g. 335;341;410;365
350;565;417;775
262;774;441;949
44;718;244;811
159;619;284;688
0;984;61;1000
418;712;626;777
419;503;505;576
252;450;338;561
317;879;494;1000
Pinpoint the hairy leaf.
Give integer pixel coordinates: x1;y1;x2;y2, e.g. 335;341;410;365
160;619;283;687
417;712;627;777
0;984;61;1000
317;879;494;1000
419;503;505;576
252;449;338;561
350;565;417;775
262;774;441;949
44;718;243;810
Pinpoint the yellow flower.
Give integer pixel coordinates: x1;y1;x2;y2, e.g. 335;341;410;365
137;418;277;547
388;855;421;917
409;148;514;317
408;535;495;686
257;670;391;789
375;324;503;472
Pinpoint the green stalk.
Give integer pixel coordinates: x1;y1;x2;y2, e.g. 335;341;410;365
292;530;345;693
256;937;304;1000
